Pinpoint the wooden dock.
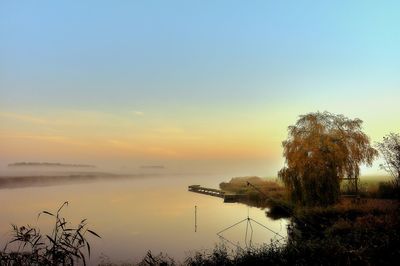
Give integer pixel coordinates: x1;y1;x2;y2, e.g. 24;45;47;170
188;185;246;202
188;185;225;198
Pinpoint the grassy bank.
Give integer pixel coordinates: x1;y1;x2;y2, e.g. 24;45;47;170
219;176;286;209
120;198;399;266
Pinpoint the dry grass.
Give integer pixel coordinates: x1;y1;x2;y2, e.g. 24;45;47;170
335;198;398;212
219;176;286;200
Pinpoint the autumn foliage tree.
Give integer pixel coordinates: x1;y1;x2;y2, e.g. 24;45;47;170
278;112;377;206
376;133;400;188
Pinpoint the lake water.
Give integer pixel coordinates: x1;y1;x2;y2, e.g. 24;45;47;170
0;174;288;265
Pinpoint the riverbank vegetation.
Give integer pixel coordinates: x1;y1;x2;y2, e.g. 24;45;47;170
111;197;397;266
219;176;285;207
0;202;100;266
202;112;400;265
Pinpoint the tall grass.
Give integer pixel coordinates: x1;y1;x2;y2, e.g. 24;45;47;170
0;202;100;266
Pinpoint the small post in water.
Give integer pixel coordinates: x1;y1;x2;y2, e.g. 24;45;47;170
195;205;197;232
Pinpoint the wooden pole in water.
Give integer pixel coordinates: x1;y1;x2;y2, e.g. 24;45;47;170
195;205;197;232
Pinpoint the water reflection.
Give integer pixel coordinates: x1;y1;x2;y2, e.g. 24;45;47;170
0;175;288;265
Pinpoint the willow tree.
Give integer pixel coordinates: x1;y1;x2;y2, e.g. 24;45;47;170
278;111;377;206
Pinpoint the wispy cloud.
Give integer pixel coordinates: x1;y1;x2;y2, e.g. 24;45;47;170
0;134;66;142
107;139;132;147
133;111;144;116
154;127;184;134
0;112;48;124
146;146;179;157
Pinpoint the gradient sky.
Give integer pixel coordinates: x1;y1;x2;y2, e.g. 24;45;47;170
1;1;399;175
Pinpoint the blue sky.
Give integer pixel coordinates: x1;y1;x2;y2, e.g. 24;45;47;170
0;1;399;175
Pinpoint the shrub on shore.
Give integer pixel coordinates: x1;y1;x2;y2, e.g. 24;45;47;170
219;176;285;208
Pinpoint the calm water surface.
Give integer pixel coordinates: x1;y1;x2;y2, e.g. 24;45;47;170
0;175;288;265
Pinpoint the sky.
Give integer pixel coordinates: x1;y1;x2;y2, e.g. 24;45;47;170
0;1;399;176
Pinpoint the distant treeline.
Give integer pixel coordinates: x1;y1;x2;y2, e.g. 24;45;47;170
0;173;124;189
140;165;165;169
8;162;95;168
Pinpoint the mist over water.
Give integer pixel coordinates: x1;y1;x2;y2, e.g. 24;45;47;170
0;171;288;265
0;157;282;176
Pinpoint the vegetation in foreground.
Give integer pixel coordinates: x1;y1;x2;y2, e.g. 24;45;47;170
0;202;100;266
5;184;399;266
